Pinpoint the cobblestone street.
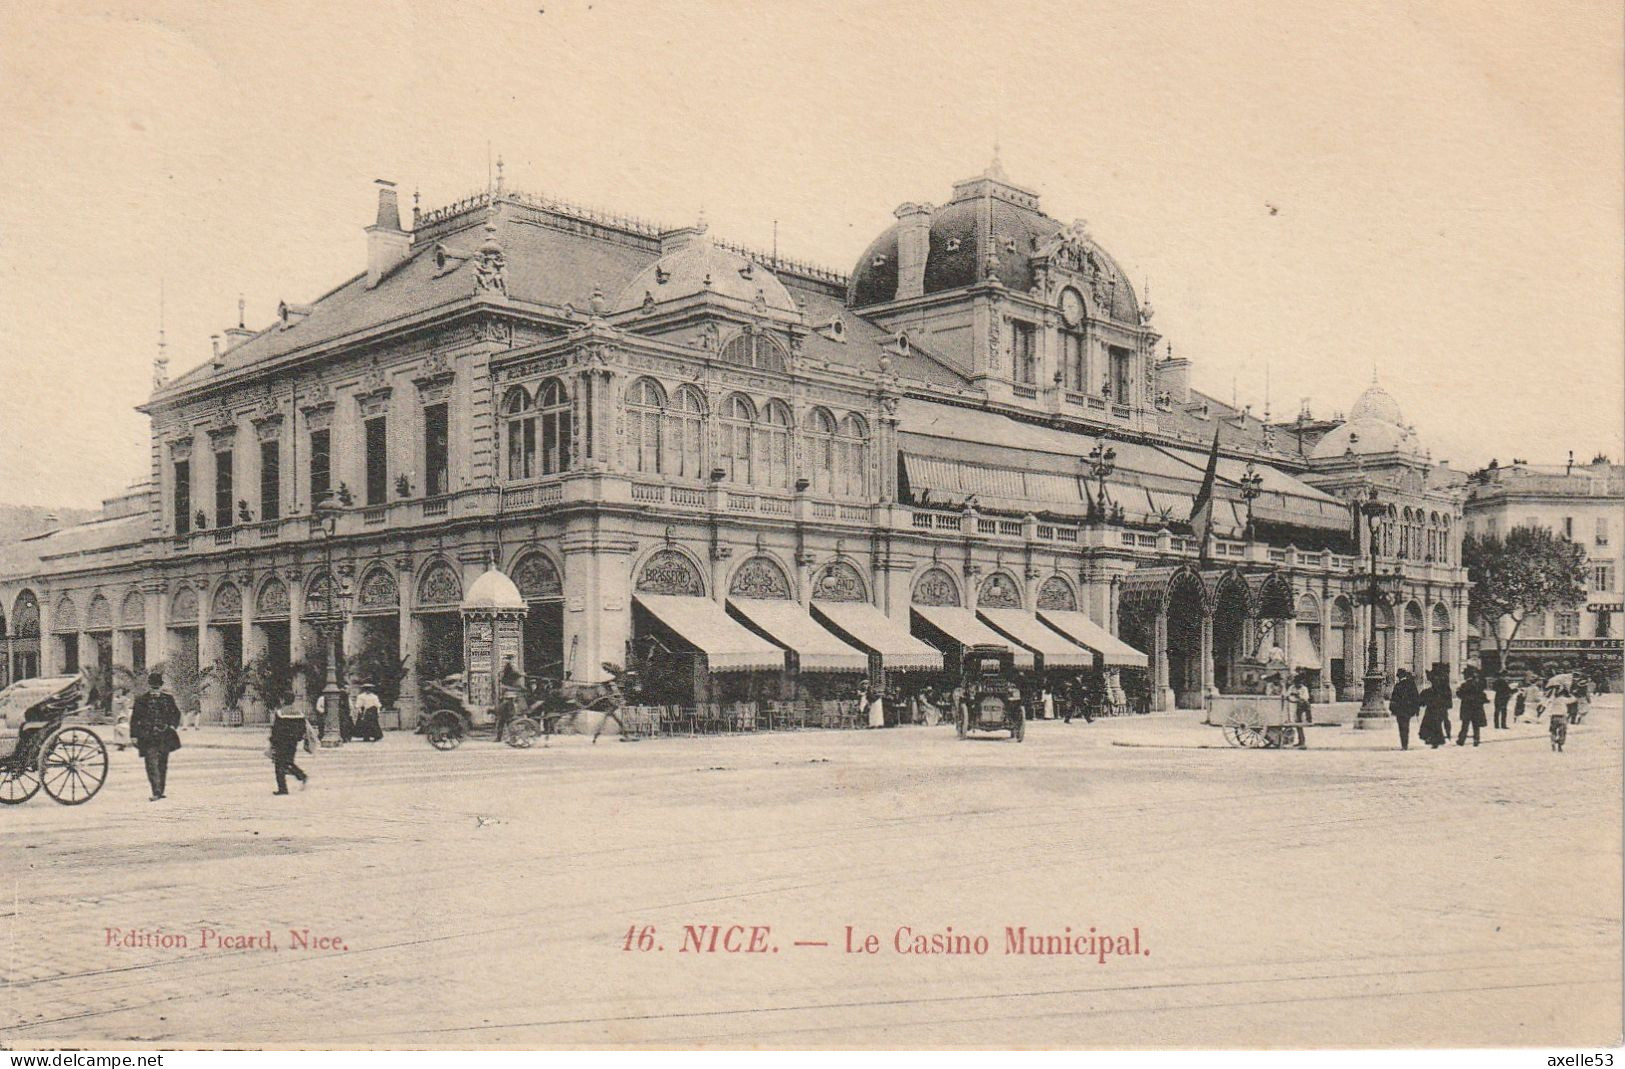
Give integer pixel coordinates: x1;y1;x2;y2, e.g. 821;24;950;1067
2;703;1619;1049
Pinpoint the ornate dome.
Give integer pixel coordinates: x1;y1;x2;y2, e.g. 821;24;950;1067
460;569;526;612
1347;381;1403;425
847;162;1139;323
1311;380;1424;460
614;238;797;315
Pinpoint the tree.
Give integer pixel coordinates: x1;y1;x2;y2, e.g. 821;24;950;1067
1463;526;1587;671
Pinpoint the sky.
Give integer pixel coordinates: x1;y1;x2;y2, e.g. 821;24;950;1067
1;0;1620;508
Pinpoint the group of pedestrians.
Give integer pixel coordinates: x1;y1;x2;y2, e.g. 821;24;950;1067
125;671;397;799
1386;665;1590;751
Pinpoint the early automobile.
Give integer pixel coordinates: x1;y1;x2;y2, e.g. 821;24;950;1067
955;644;1025;742
0;674;112;805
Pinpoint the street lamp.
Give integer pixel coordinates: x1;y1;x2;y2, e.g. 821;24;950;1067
1354;486;1396;725
1238;463;1264;540
1084;437;1117;523
308;491;353;748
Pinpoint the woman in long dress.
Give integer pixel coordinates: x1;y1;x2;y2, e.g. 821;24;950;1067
1417;673;1452;748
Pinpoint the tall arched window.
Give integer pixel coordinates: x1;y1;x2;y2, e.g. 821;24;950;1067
720;331;788;372
836;413;869;497
538;379;571;475
720;394;755;484
760;400;793;489
668;386;707;479
503;386;535;480
808;408;836;495
626;378;665;474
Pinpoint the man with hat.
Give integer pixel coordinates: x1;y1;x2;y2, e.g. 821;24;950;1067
352;682;384;742
129;671;182;800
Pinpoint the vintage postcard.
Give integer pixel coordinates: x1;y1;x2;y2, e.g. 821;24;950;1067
0;0;1620;1054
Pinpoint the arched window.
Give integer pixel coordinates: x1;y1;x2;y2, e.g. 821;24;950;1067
719;331;788;372
759;400;793;488
538;379;571;475
667;386;707;479
503;386;535;480
720;395;755;484
625;378;665;474
836;413;869;498
808;408;836;495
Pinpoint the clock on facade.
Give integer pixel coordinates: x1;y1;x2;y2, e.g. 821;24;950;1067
1059;287;1085;328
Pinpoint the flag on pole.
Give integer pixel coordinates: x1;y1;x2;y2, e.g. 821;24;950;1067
1189;426;1222;565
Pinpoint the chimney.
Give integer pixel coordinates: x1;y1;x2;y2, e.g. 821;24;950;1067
366;179;411;289
210;335;222;368
1156;356;1191;405
893;202;933;300
659;224;707;255
222;295;254;350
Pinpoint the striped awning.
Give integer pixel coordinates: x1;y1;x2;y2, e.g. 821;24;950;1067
1036;611;1150;668
728;599;868;672
809;601;944;672
977;609;1093;668
911;606;1035;670
634;595;784;672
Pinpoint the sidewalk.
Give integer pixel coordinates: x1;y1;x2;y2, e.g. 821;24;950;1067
1095;695;1617;752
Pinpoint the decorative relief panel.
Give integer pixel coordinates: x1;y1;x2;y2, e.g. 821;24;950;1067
978;572;1023;609
1036;576;1077;612
512;553;563;601
119;590;146;628
810;561;867;603
86;594;113;631
356;568;400;612
255;578;290;619
417;560;463;608
170;586;198;624
636;549;704;597
52;595;79;633
212;582;243;618
912;567;961;608
729;556;792;600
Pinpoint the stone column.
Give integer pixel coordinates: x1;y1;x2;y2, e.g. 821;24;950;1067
38;593;54;675
561;524;636;685
396;554;419;729
144;580;167;669
287;568;313;715
1153;608;1172;712
197;583;220;723
1317;595;1334;702
1199;609;1215;714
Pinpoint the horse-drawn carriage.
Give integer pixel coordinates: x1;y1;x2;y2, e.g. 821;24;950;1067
416;663;636;750
0;674;112;805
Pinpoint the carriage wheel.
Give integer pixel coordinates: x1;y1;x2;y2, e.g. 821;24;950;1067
426;715;463;751
0;763;41;804
38;727;108;806
1229;724;1268;748
505;718;541;749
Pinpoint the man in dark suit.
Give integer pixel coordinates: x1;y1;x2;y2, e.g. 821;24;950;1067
1492;675;1514;729
1388;668;1421;750
1456;667;1488;747
129;671;182;800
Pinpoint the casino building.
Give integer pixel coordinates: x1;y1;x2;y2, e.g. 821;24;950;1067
0;159;1473;722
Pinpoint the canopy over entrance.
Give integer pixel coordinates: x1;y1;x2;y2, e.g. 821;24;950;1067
809;602;943;671
634;595;783;671
1037;611;1149;668
911;606;1035;670
977;609;1093;668
727;599;867;672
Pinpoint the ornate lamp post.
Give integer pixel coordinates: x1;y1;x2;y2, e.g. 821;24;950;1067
1084;437;1117;523
1354;486;1397;726
308;492;353;748
1238;463;1264;540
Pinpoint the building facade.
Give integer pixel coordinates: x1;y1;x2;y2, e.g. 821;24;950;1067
0;162;1473;720
1461;456;1624;686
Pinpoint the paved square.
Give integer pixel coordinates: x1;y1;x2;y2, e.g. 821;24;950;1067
2;705;1619;1048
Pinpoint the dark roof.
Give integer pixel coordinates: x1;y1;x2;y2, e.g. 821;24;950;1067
167;204;663;387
